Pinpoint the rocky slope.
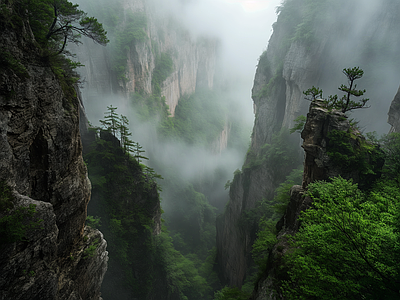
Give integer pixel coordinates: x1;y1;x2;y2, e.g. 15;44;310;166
74;0;217;117
0;5;107;300
216;0;400;287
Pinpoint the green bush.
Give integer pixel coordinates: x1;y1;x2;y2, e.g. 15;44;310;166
0;204;42;246
213;286;250;300
282;177;400;299
158;89;226;146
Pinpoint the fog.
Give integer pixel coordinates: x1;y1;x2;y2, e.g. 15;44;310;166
299;0;400;134
71;0;400;297
76;0;282;212
75;0;400;216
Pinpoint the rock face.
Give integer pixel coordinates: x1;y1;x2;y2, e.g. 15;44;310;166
251;101;384;300
75;0;217;117
0;6;107;300
388;84;400;133
216;0;400;287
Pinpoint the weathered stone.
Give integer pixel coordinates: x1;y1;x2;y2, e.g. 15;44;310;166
73;0;217;117
388;84;400;133
251;101;384;300
0;6;107;300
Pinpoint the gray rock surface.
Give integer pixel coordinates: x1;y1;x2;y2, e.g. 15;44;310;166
0;6;107;300
216;0;400;288
251;101;384;300
388;84;400;133
74;0;217;117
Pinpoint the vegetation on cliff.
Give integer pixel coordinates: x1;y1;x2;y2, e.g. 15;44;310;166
254;121;400;298
84;107;219;300
283;177;400;299
304;67;369;112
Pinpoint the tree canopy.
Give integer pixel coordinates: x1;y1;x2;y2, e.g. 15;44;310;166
282;177;400;299
23;0;108;54
304;67;369;112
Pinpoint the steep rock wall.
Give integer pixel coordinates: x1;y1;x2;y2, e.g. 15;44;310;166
251;101;384;300
75;0;217;117
216;0;400;287
0;7;107;300
388;84;400;133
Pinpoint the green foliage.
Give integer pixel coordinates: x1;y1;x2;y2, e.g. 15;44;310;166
111;12;147;81
380;132;400;183
272;168;303;215
156;230;212;300
0;181;14;212
251;168;303;271
0;183;43;246
86;215;101;228
289;115;306;134
158;89;226;145
326;129;384;183
0;204;42;246
276;0;342;44
244;128;301;184
152;52;174;96
254;64;284;101
252;219;277;268
48;55;81;104
304;67;369;113
282;177;400;299
12;0;108;54
213;286;250;300
303;86;322;101
131;92;170;121
83;238;99;259
0;48;29;79
86;107;219;299
85;129;158;297
166;183;217;260
100;105;121;135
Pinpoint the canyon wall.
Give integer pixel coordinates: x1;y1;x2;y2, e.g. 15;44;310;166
388;84;400;133
0;5;107;299
216;0;400;287
74;0;217;117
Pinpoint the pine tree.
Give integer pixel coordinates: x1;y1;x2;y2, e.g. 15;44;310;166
44;0;108;54
303;67;370;113
134;142;148;163
100;105;121;136
119;115;135;154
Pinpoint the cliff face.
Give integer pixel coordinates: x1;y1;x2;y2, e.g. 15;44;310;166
251;101;384;300
216;0;400;287
388;84;400;133
75;0;217;117
0;7;107;300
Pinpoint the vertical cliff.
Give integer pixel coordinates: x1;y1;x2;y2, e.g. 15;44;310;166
82;129;166;300
216;0;400;287
388;84;400;133
251;101;384;300
0;4;107;299
74;0;217;117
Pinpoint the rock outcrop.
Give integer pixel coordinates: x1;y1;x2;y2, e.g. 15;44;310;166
388;84;400;133
74;0;217;117
251;101;384;300
216;0;400;287
0;4;107;299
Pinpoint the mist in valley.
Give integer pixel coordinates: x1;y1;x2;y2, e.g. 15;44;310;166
71;0;400;298
76;0;282;213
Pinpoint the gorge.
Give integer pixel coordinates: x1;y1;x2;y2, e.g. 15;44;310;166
1;0;400;299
